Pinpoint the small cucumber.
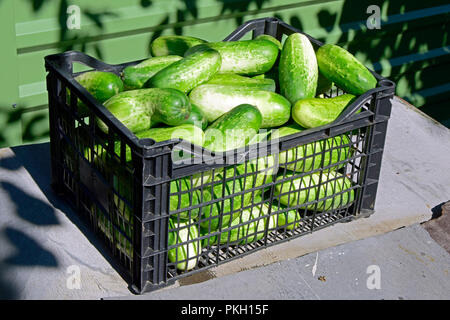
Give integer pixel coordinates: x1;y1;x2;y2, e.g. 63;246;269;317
121;55;182;90
73;71;124;116
189;84;291;128
292;94;356;128
199;156;275;233
168;218;201;271
270;123;351;172
279;33;318;104
274;170;354;211
100;88;190;133
144;46;221;93
185;40;279;75
203;104;262;152
205;73;276;92
316;44;377;95
150;35;207;57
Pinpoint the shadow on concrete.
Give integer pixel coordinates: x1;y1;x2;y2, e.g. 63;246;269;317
3;227;59;267
8;142;133;292
0;181;59;226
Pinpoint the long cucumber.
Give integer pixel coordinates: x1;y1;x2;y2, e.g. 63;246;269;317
144;46;221;93
316;44;377;95
121;55;182;90
189;84;291;128
184;40;279;75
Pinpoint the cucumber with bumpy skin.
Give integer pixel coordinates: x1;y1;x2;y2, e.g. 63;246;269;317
270;123;351;172
274;170;355;211
316;44;377;95
73;71;124;116
204;195;276;246
144;46;221;93
99;88;191;133
184;40;279;75
279;33;318;104
150;35;207;57
121;55;182;90
203;104;262;152
189;84;291;128
292;94;356;128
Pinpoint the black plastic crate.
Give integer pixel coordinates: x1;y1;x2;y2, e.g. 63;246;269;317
44;17;396;294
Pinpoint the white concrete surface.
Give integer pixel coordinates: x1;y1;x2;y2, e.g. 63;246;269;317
0;96;449;299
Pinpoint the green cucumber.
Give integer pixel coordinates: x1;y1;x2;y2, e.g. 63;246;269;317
189;84;291;128
292;94;356;128
168;218;201;271
185;40;279;75
144;46;221;93
205;73;275;92
150;35;207;57
203;104;262;152
270;123;351;172
206;195;276;246
279;33;318;104
169;178;203;220
180;103;208;130
268;201;301;231
199;155;275;233
274;170;354;211
254;34;283;50
99;88;190;133
121;55;182;90
73;71;124;116
316;44;377;95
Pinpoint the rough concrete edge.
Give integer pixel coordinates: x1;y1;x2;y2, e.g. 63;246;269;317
421;201;450;254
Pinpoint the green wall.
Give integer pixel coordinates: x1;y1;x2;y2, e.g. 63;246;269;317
0;0;449;147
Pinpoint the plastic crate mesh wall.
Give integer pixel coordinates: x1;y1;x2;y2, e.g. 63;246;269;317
51;76;374;283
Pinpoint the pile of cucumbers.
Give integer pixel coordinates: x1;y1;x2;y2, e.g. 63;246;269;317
74;31;377;272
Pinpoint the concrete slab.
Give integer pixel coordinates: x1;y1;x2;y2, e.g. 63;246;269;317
0;96;449;299
108;224;450;300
